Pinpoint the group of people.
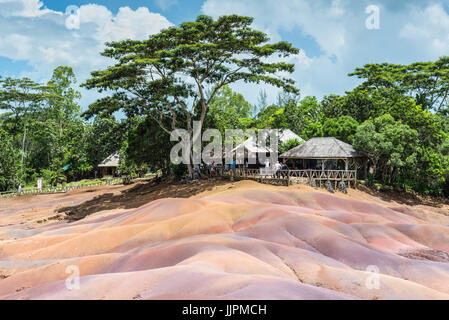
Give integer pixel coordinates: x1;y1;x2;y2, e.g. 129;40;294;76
207;159;289;178
265;160;288;178
208;160;250;176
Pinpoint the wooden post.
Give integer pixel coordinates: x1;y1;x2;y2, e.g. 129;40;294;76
287;170;291;186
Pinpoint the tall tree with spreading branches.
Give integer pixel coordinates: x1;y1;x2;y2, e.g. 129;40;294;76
82;15;299;177
0;77;55;164
349;57;449;112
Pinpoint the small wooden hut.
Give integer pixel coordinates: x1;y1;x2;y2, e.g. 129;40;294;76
98;151;120;177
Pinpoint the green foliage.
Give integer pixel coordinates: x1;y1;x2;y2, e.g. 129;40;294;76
345;58;449;195
321;90;381;123
48;66;81;123
124;116;174;176
279;138;303;154
83;14;299;125
322;116;359;143
354;114;419;187
0;129;23;191
0;67;99;186
1;21;449;197
349;56;449;112
255;90;268;117
255;104;286;129
171;163;188;179
40;169;67;187
85;115;130;170
0;77;57;166
283;96;321;136
204;86;254;135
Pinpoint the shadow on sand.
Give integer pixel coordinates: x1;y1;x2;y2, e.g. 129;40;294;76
357;184;449;209
57;178;448;223
58;178;230;222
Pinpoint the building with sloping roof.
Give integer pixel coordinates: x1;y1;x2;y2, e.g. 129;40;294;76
281;137;362;159
231;129;304;167
280;137;366;173
98;151;120;177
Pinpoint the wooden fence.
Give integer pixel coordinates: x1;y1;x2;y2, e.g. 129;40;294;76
0;178;125;198
206;167;357;188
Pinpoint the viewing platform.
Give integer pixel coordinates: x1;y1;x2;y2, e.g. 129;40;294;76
206;167;358;189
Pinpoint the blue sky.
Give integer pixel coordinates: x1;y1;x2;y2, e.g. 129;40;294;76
1;0;449;110
41;0;206;24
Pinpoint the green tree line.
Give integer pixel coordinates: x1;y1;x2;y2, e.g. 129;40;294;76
0;15;448;196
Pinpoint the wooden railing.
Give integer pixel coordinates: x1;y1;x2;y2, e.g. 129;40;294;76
288;169;356;181
205;167;357;188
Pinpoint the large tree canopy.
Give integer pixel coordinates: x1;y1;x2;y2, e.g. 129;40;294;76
0;128;23;191
353;114;419;188
204;85;254;135
349;57;449;112
0;77;56;165
82;14;299;175
322;115;359;144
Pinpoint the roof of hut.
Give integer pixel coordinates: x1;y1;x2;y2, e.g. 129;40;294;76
232;129;304;153
98;151;120;167
280;137;363;159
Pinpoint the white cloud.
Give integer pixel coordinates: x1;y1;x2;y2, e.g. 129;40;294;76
0;0;173;109
155;0;178;11
202;0;348;57
0;0;57;17
77;5;172;43
399;4;449;56
201;0;353;101
2;0;449;110
202;0;449;101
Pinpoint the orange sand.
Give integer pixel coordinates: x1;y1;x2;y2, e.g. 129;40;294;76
0;180;448;300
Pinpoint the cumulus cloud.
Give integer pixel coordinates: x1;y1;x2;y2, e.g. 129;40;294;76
202;0;449;101
400;4;449;56
2;0;449;109
202;0;348;57
0;0;57;17
0;0;173;108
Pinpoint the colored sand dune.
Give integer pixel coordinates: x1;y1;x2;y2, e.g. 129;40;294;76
0;182;448;300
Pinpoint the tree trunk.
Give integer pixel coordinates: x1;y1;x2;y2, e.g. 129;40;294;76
187;163;194;179
187;119;204;180
21;120;27;164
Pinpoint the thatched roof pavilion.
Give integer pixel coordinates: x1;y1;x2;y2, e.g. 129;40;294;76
280;137;362;159
280;137;366;172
